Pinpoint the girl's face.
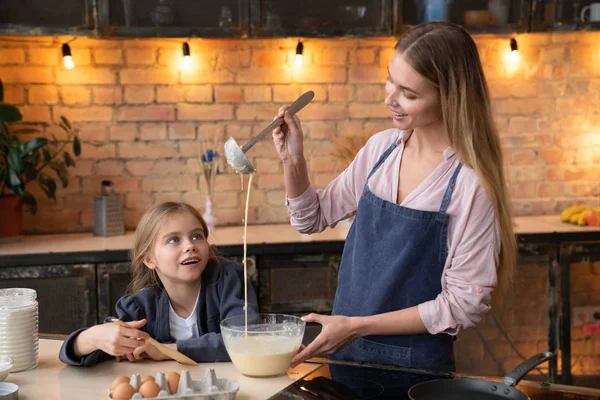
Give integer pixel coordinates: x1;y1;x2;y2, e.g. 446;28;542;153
144;211;210;287
384;52;443;131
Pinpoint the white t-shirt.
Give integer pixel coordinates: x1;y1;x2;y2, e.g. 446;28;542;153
168;291;200;341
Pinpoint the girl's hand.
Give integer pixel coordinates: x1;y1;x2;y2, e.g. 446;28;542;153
131;342;174;361
75;319;149;357
290;314;360;368
272;105;305;163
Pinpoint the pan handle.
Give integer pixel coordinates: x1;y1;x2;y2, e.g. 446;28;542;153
503;352;554;387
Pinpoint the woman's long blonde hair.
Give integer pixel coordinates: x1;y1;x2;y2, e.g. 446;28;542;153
126;202;220;294
395;22;516;296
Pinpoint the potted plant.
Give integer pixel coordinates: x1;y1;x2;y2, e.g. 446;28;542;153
0;79;81;237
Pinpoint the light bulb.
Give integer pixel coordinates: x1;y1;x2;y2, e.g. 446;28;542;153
510;49;520;63
63;56;75;70
181;42;191;70
509;38;519;63
62;43;75;70
295;42;303;66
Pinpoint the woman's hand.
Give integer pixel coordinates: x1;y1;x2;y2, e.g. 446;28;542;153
74;319;149;357
272;105;305;163
290;314;360;368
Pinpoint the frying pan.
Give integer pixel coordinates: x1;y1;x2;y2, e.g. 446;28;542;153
408;352;554;400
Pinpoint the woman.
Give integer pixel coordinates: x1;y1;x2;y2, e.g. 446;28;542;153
272;22;516;371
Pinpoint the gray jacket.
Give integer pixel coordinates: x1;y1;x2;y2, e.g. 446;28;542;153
59;259;258;366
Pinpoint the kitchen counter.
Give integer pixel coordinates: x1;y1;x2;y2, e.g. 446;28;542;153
1;215;599;266
6;340;600;400
1;215;599;386
4;339;323;400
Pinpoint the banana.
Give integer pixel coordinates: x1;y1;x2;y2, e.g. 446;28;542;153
577;210;592;225
570;211;585;224
561;205;589;222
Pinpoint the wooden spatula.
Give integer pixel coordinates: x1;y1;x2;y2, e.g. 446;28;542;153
112;319;198;366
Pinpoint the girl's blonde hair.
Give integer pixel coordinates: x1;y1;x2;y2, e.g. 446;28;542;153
395;22;516;297
126;202;220;294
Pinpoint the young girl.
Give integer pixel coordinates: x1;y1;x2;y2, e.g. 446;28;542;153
272;21;516;372
59;201;258;366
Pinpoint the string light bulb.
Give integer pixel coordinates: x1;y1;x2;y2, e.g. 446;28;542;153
295;41;304;66
62;43;74;70
509;38;520;63
182;42;191;70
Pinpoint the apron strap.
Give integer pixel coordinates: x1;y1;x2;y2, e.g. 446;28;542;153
366;139;399;183
439;163;463;213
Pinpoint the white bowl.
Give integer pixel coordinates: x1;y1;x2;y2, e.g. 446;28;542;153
0;342;39;352
0;288;36;308
0;357;13;382
0;382;18;400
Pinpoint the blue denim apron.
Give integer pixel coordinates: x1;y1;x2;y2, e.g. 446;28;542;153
330;139;462;372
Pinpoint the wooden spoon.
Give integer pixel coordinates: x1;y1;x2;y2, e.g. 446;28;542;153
111;319;198;366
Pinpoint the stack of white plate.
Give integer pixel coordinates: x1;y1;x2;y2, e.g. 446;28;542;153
0;288;39;372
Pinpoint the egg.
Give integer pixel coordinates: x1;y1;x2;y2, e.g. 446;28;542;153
110;376;130;390
138;381;161;398
165;371;180;395
141;375;155;383
111;382;136;400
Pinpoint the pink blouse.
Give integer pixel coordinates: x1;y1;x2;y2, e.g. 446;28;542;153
286;129;500;335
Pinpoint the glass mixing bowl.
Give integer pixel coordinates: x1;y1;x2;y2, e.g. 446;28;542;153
221;313;305;377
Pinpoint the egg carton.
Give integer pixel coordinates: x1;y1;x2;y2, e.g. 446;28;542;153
108;368;239;400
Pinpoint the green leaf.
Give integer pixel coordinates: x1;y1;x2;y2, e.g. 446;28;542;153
22;137;48;155
7;149;23;171
60;116;72;131
0;104;22;123
59;122;70;133
73;135;81;156
51;134;58;146
63;151;75;167
51;162;69;188
11;128;40;135
23;162;37;181
0;124;9;147
42;148;51;162
7;170;24;195
21;191;37;215
38;174;57;199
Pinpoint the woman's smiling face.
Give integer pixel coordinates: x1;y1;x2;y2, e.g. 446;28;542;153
384;51;443;131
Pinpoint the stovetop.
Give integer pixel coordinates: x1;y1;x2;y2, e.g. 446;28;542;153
269;360;453;400
268;360;600;400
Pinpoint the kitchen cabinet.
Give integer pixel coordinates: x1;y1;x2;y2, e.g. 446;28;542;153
0;263;97;334
2;0;599;37
397;0;531;34
96;262;132;322
530;0;600;32
0;0;95;35
257;253;339;314
249;0;394;37
97;0;250;37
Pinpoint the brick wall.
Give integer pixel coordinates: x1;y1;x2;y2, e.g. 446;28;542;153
1;32;600;377
1;33;598;232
